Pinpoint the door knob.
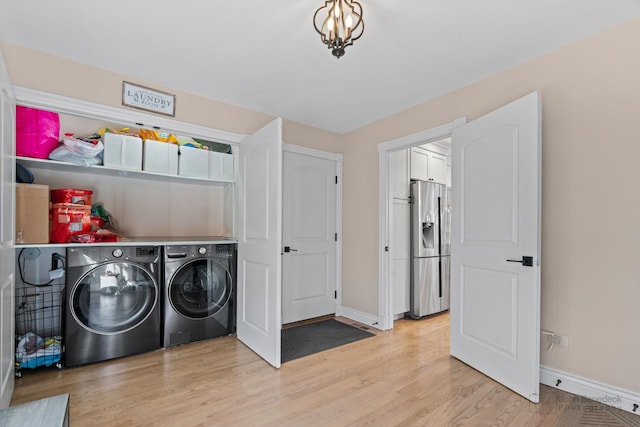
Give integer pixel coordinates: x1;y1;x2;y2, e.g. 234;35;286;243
506;256;533;267
283;246;298;253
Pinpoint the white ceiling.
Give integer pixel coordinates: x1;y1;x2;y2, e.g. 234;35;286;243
1;1;638;134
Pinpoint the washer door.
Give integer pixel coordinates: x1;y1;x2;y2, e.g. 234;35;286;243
169;258;232;319
71;262;158;335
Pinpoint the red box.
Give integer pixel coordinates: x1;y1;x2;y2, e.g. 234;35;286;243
50;203;91;243
50;188;93;206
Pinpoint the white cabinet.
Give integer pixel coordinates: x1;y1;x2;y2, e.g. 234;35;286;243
410;146;448;185
390;149;411;315
14;88;241;243
390;149;410;200
428;151;448;184
391;199;410;315
410;147;429;182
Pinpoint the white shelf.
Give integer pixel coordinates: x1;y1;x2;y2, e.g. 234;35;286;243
15;236;238;249
16;156;234;186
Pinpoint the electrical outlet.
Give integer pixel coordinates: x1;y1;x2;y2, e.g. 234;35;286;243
554;334;569;348
543;331;569;349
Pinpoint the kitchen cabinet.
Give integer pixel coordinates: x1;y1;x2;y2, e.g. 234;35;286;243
13;87;241;244
389;149;411;316
410;146;448;185
390;149;410;200
392;199;410;315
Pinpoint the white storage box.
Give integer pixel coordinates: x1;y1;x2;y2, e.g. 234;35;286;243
103;133;143;171
178;145;209;178
208;151;234;180
143;140;179;175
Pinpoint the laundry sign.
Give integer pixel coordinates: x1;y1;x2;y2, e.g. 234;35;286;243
122;81;176;117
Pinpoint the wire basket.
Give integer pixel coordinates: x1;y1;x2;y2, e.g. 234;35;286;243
15;285;64;376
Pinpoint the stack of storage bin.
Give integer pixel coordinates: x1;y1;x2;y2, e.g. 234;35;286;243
49;189;93;243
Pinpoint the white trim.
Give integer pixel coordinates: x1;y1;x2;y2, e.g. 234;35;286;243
13;86;243;144
281;144;343;320
378;118;466;330
283;143;342;162
335;156;343;310
378;119;466;152
540;365;640;416
335;305;384;330
378;151;392;330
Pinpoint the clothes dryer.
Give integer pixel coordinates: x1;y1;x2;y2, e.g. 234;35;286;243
163;243;236;348
65;246;162;367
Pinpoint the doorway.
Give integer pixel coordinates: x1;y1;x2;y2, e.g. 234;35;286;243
282;144;343;325
378;119;466;330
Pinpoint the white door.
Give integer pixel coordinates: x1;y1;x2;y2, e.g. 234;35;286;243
0;53;15;408
450;92;541;402
236;118;282;368
282;151;336;324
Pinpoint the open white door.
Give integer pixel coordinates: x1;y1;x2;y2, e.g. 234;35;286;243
450;92;541;402
236;118;282;368
0;52;16;408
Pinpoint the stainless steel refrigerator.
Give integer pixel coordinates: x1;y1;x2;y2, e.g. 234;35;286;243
409;180;451;318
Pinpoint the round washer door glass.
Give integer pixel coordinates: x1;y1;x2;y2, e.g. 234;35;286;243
170;259;232;319
71;262;157;334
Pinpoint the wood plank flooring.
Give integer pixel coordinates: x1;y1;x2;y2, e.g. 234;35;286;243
11;313;640;426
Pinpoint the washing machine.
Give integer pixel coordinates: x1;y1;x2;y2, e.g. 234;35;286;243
65;246;162;367
163;243;236;348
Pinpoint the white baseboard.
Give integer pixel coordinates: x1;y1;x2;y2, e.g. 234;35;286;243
540;365;640;416
335;305;384;330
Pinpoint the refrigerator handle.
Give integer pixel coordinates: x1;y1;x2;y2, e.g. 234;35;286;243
437;196;442;255
438;196;443;298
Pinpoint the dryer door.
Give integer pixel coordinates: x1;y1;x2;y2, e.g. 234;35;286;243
71;262;158;334
169;259;232;319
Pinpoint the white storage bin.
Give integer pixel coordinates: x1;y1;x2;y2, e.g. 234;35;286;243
143;140;179;175
103;133;143;171
208;151;234;181
178;145;209;178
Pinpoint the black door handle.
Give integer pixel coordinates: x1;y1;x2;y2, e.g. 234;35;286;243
506;256;533;267
283;246;298;253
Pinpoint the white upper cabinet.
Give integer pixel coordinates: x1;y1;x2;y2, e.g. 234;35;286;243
390;149;410;200
410;146;448;185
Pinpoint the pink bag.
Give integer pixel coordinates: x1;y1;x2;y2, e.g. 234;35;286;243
15;106;60;158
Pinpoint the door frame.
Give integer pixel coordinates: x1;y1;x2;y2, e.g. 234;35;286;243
282;143;343;316
377;118;466;330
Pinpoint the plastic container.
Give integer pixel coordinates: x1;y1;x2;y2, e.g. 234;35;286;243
178;145;209;179
143;139;179;175
50;188;93;206
103;132;143;171
208;151;234;180
50;203;91;243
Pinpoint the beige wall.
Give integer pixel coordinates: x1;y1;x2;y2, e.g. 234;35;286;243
0;42;342;153
343;18;640;392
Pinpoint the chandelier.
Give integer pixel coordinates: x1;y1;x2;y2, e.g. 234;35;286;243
313;0;364;59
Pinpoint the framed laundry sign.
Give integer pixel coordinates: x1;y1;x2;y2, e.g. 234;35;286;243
122;81;176;117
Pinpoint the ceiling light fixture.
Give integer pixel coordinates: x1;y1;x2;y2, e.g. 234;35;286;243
313;0;364;59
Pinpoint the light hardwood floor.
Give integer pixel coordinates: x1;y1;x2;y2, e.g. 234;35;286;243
11;313;640;426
